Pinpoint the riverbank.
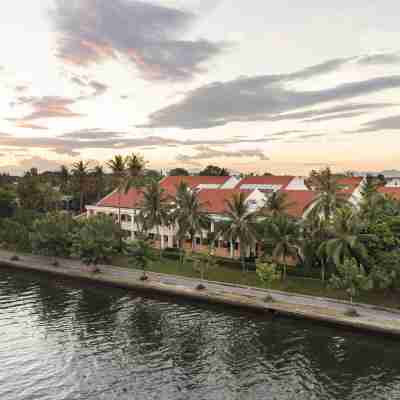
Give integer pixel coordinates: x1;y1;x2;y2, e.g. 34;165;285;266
1;249;400;338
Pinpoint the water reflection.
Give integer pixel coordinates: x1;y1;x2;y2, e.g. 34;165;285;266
0;267;400;400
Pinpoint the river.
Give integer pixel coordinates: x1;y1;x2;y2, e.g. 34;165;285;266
0;267;399;400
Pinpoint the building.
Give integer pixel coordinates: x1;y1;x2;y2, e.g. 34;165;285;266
86;174;365;259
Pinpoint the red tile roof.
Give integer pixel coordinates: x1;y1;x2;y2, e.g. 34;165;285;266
378;187;400;201
237;175;294;189
280;190;318;218
337;177;363;194
197;189;252;214
96;188;144;208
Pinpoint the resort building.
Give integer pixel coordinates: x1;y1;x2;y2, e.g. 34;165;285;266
378;178;400;201
86;175;366;259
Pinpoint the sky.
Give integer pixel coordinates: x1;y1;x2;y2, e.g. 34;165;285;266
0;0;400;175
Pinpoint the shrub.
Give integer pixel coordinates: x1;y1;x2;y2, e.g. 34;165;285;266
256;262;281;289
71;215;123;267
31;212;78;259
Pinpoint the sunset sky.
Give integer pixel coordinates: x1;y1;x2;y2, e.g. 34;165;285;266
1;0;400;175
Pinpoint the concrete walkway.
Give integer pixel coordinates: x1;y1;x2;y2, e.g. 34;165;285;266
1;249;400;337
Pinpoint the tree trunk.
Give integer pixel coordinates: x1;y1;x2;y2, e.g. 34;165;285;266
158;226;163;260
321;263;325;283
80;191;84;214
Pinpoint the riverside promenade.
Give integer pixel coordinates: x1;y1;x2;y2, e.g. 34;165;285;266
1;249;400;337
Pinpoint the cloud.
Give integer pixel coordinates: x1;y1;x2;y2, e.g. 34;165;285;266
9;96;85;122
15;123;49;130
303;111;367;123
176;145;269;163
70;74;109;98
60;128;125;140
52;0;226;81
352;115;400;133
357;52;400;66
139;54;400;129
15;85;29;93
265;103;393;122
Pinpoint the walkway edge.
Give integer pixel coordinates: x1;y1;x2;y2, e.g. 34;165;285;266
1;256;400;338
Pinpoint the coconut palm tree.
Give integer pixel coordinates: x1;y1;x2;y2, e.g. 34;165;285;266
124;153;147;192
71;160;90;214
320;207;372;268
265;214;301;280
308;167;348;221
220;192;259;272
92;165;106;202
106;155;127;224
59;165;70;194
138;181;171;259
171;182;209;262
262;191;294;217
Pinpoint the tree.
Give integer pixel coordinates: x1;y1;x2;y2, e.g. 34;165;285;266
126;240;156;280
31;213;77;262
302;214;331;282
125;153;147;191
71;160;90;214
169;168;189;176
59;165;70;194
71;215;123;270
171;182;209;262
263;215;300;279
0;188;16;218
92;165;106;202
191;250;217;282
138;181;171;259
256;261;281;289
221;192;258;272
199;165;230;176
106;155;127;224
320;207;372;268
262;191;293;217
308;167;348;220
329;258;372;306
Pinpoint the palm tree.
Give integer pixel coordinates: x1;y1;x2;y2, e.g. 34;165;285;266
106;155;127;224
171;182;209;262
303;214;330;282
124;153;146;192
59;165;70;194
320;207;372;268
138;181;171;259
308;167;348;221
265;215;300;280
93;165;106;202
262;191;293;217
221;192;259;272
71;161;90;214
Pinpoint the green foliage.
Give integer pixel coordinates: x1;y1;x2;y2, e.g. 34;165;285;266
220;192;259;272
126;240;156;277
0;218;31;252
261;214;300;279
71;215;123;266
199;165;230;176
191;251;217;280
169;168;189;176
31;213;77;258
256;262;281;288
0;188;16;218
329;259;373;303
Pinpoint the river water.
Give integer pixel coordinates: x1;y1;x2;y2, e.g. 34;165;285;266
0;267;399;400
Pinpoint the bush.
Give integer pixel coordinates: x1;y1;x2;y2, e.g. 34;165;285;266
256;262;281;288
31;213;78;258
71;215;123;266
0;218;32;252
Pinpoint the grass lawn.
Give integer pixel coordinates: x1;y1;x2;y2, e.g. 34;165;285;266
112;255;400;310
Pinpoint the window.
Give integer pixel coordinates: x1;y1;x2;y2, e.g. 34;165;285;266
196;237;201;245
234;242;239;250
